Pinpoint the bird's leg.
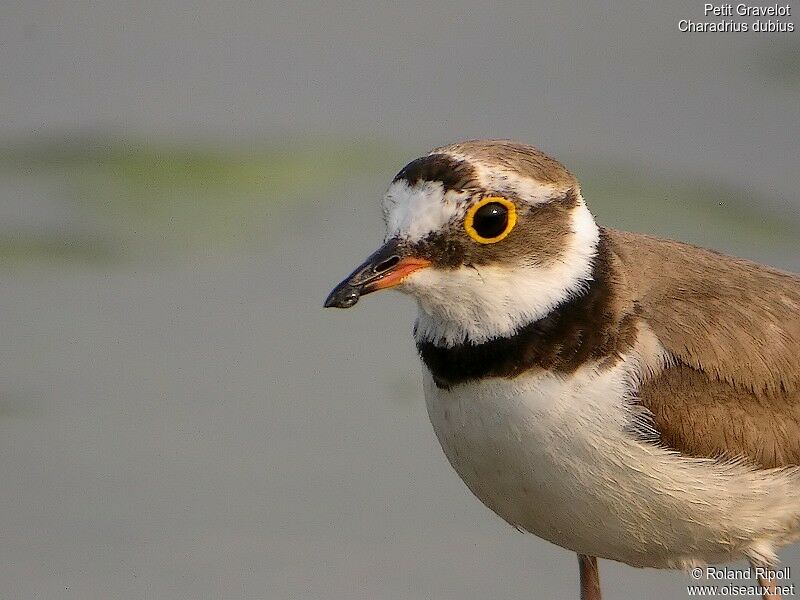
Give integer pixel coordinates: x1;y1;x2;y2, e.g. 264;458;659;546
758;575;781;600
750;561;782;600
577;554;601;600
757;575;782;600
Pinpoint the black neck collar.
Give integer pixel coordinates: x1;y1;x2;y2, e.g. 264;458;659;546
416;231;635;389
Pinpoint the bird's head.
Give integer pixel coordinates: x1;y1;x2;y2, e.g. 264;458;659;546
325;140;600;347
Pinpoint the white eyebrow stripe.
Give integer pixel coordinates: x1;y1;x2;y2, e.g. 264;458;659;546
482;168;562;205
438;151;563;205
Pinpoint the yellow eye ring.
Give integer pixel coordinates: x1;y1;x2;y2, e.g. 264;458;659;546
464;196;517;244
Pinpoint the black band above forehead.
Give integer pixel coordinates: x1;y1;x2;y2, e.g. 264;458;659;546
393;153;480;192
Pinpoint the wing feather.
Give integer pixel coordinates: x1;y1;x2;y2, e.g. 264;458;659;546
607;229;800;396
605;229;800;467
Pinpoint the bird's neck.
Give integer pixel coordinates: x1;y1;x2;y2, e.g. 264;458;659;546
415;229;635;389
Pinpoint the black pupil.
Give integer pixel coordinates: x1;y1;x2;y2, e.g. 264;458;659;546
472;202;509;239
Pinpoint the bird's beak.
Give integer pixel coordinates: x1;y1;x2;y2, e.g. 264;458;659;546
324;238;431;308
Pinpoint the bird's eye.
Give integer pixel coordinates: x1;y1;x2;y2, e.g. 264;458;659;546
464;197;517;244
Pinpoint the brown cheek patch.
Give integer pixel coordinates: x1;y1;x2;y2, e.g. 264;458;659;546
466;188;579;267
408;188;581;272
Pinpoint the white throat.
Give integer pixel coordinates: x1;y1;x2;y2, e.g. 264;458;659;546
405;202;600;347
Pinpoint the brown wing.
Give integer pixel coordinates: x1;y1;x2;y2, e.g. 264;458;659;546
605;229;800;468
638;364;800;468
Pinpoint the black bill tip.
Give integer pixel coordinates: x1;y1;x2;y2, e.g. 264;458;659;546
324;284;361;309
324;238;412;309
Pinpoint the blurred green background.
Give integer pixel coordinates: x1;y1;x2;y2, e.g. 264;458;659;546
0;2;798;599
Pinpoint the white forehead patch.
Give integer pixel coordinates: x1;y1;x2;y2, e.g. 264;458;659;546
382;180;466;242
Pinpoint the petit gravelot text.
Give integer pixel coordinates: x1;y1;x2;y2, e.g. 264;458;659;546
679;3;795;31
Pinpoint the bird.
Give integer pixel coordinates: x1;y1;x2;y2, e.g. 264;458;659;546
324;140;800;600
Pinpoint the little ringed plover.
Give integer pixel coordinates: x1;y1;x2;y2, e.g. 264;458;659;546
325;140;800;600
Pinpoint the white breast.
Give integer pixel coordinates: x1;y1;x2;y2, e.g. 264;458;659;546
423;344;800;569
